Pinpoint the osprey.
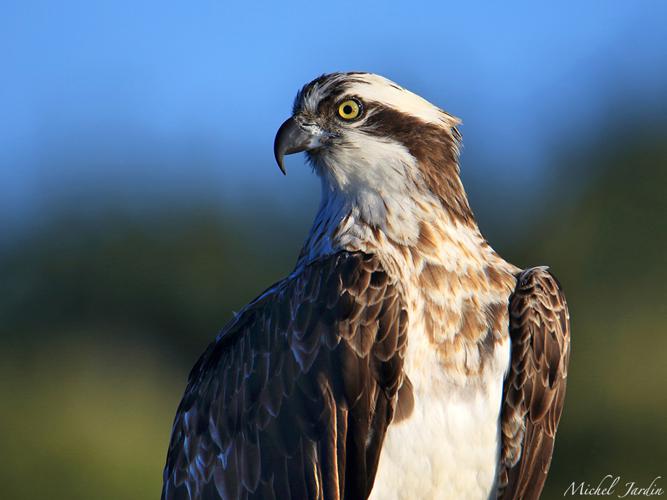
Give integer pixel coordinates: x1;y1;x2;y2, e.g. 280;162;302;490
162;72;570;500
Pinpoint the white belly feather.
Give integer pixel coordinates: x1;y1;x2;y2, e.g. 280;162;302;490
369;330;510;500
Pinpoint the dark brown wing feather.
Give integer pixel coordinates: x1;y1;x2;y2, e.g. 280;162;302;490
162;252;409;500
498;267;571;500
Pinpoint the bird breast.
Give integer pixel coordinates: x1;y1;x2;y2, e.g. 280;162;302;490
369;314;511;500
367;220;517;499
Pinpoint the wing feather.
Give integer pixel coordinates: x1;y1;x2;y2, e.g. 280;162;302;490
498;267;571;500
162;252;409;500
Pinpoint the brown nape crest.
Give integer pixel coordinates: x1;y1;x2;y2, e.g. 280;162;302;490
363;104;475;225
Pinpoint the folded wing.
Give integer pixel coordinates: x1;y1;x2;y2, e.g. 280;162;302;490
162;252;409;500
498;267;571;500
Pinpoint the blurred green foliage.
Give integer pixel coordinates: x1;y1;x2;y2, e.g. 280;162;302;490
1;120;665;499
511;123;667;495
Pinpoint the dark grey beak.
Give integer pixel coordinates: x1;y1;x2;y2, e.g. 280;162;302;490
273;117;317;175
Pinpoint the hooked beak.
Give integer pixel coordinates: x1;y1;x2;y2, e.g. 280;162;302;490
273;117;321;175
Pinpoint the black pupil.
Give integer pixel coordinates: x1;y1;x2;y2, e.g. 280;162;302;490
343;104;353;115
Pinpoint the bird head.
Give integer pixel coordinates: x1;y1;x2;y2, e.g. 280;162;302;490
275;72;473;234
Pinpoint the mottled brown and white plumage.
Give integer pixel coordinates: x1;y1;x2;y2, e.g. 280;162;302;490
162;72;570;500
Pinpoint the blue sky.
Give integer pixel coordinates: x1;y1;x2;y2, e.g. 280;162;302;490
1;1;666;234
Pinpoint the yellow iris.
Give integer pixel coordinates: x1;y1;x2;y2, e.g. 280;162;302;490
337;99;361;120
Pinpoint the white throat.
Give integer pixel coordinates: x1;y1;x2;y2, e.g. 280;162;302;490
298;143;445;266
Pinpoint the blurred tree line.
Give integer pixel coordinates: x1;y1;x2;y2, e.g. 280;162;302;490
0;116;665;499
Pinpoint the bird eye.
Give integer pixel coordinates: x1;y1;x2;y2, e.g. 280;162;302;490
337;99;362;121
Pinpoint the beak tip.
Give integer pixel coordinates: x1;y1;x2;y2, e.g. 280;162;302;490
274;150;287;175
274;116;314;176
